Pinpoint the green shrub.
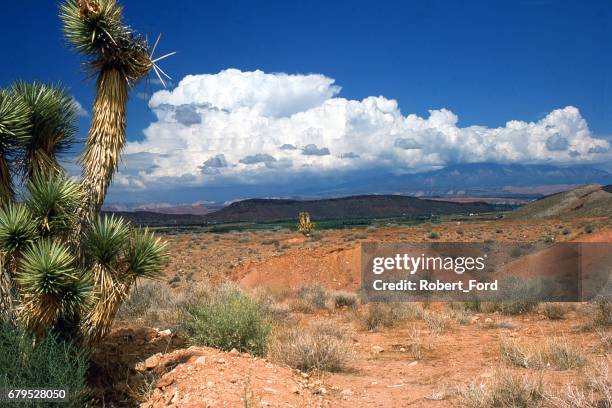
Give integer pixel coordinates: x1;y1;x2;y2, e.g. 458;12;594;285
0;321;89;407
428;231;440;239
184;286;271;356
584;224;594;234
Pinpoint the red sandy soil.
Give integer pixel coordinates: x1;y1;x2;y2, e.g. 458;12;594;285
98;217;610;407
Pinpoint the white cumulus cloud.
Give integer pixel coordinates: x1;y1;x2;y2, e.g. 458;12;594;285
115;69;611;193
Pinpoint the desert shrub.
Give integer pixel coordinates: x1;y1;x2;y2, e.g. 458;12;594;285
594;295;611;327
361;302;422;331
293;286;329;312
545;362;611;408
542;303;569;320
562;228;571;235
423;311;450;335
332;291;358;308
0;321;89;407
450;309;473;325
460;370;544;408
270;322;353;372
584;224;594;234
428;231;440;239
495;277;540;315
500;338;585;370
118;281;173;318
252;291;291;323
183;286;271;356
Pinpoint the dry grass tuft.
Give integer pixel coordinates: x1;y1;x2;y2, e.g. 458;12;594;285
360;302;422;331
500;337;586;370
423;311;451;335
542;303;570;320
270;321;354;373
460;370;544;408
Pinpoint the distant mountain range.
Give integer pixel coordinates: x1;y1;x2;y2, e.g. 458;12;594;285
108;195;505;226
321;163;612;198
104;163;612;216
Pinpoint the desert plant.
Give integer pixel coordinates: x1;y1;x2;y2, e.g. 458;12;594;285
184;286;271;356
332;291;358;308
11;81;77;180
542;303;569;320
294;285;329;311
0;0;169;349
60;0;172;217
270;322;353;372
500;337;585;370
297;211;315;236
0;90;30;204
361;302;422;331
460;370;544;408
0;320;89;407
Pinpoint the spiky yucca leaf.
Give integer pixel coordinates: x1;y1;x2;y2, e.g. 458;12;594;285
0;90;30;204
83;215;130;343
0;204;37;254
59;0;151;83
25;173;83;237
85;214;130;267
126;228;167;279
16;240;82;335
11;82;77;179
59;0;124;57
17;239;78;296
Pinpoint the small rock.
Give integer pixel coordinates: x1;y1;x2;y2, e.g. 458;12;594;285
145;355;160;370
263;387;277;394
315;387;327;395
301;372;310;379
399;347;406;352
194;356;207;365
158;329;172;336
135;362;147;373
156;374;174;388
170;390;180;404
341;389;353;396
408;361;418;367
470;316;480;324
371;346;384;354
291;386;300;394
484;318;493;323
230;348;240;355
216;358;226;364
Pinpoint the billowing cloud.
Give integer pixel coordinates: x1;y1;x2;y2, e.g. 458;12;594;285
116;69;611;193
545;133;569;151
239;153;276;164
302;144;330;156
71;98;89;117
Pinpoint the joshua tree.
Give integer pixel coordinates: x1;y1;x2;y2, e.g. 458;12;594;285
0;0;168;346
297;211;315;237
60;0;173;219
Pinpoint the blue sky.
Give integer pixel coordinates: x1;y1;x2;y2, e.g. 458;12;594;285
1;0;611;203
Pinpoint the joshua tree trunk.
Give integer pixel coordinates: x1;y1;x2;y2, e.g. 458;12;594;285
80;68;128;218
0;158;13;206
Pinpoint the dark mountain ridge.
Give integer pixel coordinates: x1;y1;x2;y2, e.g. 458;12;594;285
107;194;502;226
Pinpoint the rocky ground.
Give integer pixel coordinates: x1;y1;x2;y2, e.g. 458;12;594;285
95;216;611;407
